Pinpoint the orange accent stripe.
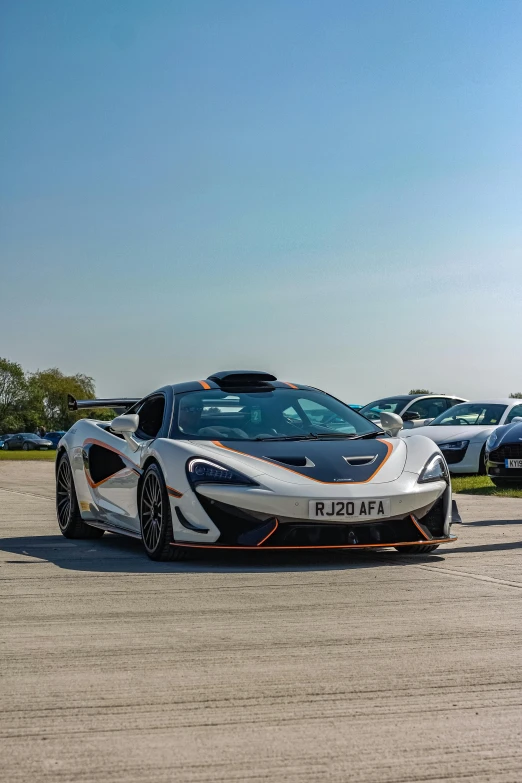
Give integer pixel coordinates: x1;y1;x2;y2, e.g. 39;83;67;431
86;467;136;489
257;519;279;546
282;381;298;389
210;439;394;485
84;438;140;469
171;536;455;551
410;514;431;541
198;380;211;390
167;486;183;498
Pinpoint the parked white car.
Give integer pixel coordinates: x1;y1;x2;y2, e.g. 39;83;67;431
400;400;522;474
360;394;467;429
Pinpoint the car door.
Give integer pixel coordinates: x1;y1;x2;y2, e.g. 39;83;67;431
87;394;168;533
12;434;24;450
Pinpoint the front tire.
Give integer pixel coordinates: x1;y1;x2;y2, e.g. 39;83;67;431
56;453;104;539
139;463;187;561
394;544;440;554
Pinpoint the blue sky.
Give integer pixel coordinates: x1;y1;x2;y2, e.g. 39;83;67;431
1;0;521;401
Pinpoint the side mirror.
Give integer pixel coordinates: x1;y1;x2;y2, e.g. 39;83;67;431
379;411;403;437
110;414;140;451
512;417;522;424
402;410;421;422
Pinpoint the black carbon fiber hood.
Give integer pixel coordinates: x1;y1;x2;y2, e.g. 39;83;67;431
215;438;395;483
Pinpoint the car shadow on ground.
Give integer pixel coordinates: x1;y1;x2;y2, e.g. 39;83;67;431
0;533;448;574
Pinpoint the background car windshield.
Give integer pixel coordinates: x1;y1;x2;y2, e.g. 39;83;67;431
429;403;507;426
173;389;381;440
359;397;407;421
21;433;39;439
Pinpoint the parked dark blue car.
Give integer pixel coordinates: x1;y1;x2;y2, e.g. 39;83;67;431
44;431;67;449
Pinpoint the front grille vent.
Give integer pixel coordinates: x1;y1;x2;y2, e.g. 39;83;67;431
491;444;522;460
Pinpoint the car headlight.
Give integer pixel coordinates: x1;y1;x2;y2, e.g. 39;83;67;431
438;440;469;451
418;454;449;483
186;458;257;487
485;432;498;451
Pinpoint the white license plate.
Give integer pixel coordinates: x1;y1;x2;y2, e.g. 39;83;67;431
309;498;391;520
505;459;522;469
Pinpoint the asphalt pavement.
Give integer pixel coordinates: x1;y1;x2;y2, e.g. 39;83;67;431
1;461;521;782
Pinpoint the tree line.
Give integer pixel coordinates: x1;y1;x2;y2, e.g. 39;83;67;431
409;388;522;398
0;357;113;434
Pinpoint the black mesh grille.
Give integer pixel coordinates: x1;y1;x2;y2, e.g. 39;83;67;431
490;444;522;461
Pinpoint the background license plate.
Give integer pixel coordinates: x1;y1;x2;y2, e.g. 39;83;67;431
309;499;391;520
505;459;522;468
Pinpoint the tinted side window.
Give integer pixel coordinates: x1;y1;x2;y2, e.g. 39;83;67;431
506;404;522;424
136;396;165;439
407;398;448;420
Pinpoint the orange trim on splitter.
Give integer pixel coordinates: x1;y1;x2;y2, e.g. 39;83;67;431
171;536;456;551
282;381;299;389
210;439;394;485
409;514;431;541
257;519;279;546
198;380;211;390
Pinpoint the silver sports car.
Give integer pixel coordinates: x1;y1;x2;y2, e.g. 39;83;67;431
56;371;458;560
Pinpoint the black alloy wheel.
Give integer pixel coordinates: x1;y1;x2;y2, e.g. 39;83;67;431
139;463;186;561
56;453;104;539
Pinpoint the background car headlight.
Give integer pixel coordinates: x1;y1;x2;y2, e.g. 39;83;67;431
438;440;469;451
485;432;498;451
186;458;257;487
418;454;449;483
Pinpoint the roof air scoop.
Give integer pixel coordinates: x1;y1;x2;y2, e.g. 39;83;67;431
208;371;277;387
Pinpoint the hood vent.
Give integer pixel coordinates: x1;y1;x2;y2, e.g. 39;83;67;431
266;455;315;468
343;455;377;466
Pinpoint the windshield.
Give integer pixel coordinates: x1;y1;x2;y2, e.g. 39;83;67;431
21;433;39;439
359;397;408;422
429;403;507;427
172;389;382;441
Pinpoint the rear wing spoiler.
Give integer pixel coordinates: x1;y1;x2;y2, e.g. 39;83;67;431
67;394;140;412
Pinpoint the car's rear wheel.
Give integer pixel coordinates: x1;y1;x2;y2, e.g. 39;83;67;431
56;453;104;539
23;442;31;451
394;544;440;554
139;463;187;561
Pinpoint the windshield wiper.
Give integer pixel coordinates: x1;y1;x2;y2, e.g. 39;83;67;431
345;431;385;439
254;431;384;441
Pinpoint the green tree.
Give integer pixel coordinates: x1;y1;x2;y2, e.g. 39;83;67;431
409;388;432;395
509;392;522;399
0;358;28;432
27;369;98;430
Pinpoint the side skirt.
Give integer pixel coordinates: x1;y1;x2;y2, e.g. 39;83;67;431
85;520;142;539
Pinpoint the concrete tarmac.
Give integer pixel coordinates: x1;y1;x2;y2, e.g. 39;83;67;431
1;461;521;782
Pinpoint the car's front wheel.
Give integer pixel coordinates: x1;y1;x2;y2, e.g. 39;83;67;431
394;544;440;554
139;463;187;561
56;453;104;539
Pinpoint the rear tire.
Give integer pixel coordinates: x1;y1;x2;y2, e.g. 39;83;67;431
394;544;440;554
56;453;104;539
23;442;29;451
139;463;188;561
